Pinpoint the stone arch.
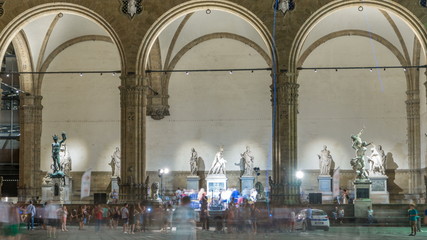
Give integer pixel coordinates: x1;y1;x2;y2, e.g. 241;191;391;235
0;2;126;94
289;0;427;73
136;0;277;76
290;0;427;200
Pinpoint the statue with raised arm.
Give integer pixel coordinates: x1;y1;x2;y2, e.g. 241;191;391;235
350;128;371;180
318;145;332;176
209;147;227;175
52;132;67;174
241;146;254;176
368;145;385;175
189;148;199;176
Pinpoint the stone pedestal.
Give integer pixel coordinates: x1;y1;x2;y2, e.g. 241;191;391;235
187;176;200;191
240;176;255;192
369;175;389;204
41;176;72;204
318;175;333;203
206;174;227;198
111;176;119;193
353;179;372;218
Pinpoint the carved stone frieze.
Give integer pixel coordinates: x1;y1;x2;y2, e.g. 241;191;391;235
146;104;170;120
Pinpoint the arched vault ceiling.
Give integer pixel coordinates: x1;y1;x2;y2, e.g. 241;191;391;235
300;5;422;64
21;13;110;72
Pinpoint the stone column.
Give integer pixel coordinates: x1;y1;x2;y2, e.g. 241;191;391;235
18;95;43;201
273;72;300;204
119;74;147;203
406;89;422;197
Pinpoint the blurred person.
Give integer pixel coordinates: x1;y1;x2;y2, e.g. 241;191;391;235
199;192;209;231
226;202;236;233
60;205;68;231
26;200;36;230
172;196;196;240
121;203;129;234
78;205;88;230
94;204;103;232
136;203;146;232
367;206;374;225
128;204;135;234
4;204;21;240
112;206;120;230
338;207;345;224
250;203;260;233
288;209;296;232
45;201;60;238
102;205;109;228
408;204;418;236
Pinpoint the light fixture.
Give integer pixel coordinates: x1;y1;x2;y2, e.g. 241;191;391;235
296;171;304;179
80;73;83;77
384;68;386;71
112;72;116;76
6;74;9;77
229;71;233;74
206;9;211;14
314;69;317;73
369;68;372;72
335;69;338;72
358;6;364;11
185;71;189;75
403;68;407;72
100;72;103;76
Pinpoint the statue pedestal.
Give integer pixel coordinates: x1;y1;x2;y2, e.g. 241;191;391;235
111;176;119;193
369;175;389;204
206;174;227;198
353;179;372;218
240;176;255;192
318;175;333;203
42;176;72;204
186;176;200;191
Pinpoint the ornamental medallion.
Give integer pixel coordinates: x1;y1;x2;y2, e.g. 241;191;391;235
120;0;143;19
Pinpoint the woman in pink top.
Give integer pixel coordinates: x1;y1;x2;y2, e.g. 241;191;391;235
61;206;69;231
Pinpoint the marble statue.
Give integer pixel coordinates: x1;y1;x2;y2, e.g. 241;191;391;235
209;147;227;175
151;182;159;200
51;132;67;174
350;129;371;180
318;145;332;176
60;143;72;176
189;148;198;176
108;147;121;177
241;146;254;176
368;145;385;175
378;145;387;172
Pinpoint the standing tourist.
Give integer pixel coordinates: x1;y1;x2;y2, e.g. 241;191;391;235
367;206;374;224
121;203;129;234
338;207;345;224
45;201;59;238
26;200;36;230
94;204;103;232
60;205;69;231
200;192;209;231
408;204;418;236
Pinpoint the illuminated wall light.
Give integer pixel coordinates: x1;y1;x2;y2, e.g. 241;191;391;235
314;69;317;73
112;72;116;76
403;68;407;72
229;71;233;74
80;73;83;77
369;68;373;72
6;74;9;77
185;71;189;75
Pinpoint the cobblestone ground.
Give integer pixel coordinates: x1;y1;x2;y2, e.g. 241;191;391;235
14;226;427;240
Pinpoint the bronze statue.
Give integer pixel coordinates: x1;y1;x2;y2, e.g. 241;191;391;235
52;132;67;173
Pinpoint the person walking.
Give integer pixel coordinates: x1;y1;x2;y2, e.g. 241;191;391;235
408;204;418;236
338;207;345;224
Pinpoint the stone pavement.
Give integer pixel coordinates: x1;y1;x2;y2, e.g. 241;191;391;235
15;226;427;240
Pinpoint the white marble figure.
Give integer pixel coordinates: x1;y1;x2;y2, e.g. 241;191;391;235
127;0;137;17
241;146;254;176
318;145;333;176
209;147;227;175
151;182;159;200
60;143;72;176
189;148;198;176
378;145;387;173
108;147;121;177
368;145;385;175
